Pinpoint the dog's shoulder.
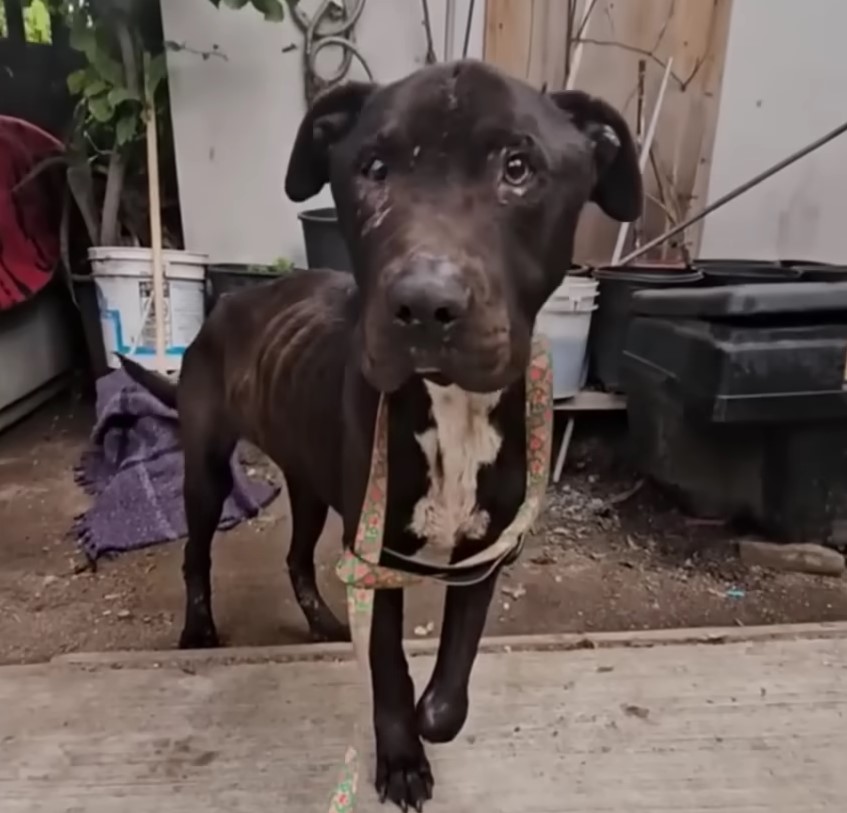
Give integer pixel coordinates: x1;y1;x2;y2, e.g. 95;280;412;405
205;268;357;356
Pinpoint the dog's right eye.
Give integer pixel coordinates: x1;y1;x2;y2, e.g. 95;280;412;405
362;156;388;182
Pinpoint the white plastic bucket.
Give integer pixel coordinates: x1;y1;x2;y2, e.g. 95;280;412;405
537;278;598;398
88;247;208;372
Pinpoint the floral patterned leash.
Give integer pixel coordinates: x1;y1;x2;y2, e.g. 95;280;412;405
328;337;554;812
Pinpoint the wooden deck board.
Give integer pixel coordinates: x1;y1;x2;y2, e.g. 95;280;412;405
2;626;846;811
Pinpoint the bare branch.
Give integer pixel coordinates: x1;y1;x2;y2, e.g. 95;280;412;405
573;37;686;88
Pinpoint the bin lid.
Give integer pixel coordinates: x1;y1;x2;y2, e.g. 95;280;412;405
632;282;847;318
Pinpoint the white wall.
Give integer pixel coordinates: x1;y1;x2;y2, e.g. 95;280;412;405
700;0;847;262
161;0;484;266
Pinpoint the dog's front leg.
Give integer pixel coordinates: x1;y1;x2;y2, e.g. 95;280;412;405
416;572;498;744
371;588;433;811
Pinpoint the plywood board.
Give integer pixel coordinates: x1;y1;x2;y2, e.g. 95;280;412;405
2;625;847;811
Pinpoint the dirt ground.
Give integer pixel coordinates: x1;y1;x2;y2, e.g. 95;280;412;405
1;392;846;666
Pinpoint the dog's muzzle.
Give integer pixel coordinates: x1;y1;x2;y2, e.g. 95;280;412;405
385;255;471;369
363;254;523;393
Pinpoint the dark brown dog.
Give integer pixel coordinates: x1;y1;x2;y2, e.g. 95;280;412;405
122;60;640;810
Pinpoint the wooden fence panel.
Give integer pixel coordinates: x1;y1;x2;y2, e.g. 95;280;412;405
484;0;734;264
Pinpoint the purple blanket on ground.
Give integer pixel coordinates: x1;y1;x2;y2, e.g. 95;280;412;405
73;368;279;560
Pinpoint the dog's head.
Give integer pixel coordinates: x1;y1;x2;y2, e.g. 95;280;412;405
286;61;641;393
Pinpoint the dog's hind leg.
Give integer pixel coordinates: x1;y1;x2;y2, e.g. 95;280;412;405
285;476;350;642
178;408;236;650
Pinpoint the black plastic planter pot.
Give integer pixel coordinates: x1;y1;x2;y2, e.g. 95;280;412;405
693;258;776;268
588;265;702;393
298;207;353;273
779;259;827;269
206;265;292;313
693;261;803;286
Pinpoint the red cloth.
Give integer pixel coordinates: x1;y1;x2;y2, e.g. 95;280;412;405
0;116;63;311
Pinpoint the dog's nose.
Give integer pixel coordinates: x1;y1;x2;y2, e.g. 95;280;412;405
388;258;470;333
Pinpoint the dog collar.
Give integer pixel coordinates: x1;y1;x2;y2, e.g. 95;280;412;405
329;336;553;812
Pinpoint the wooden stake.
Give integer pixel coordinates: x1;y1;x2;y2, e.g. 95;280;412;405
145;56;167;374
611;57;673;266
564;0;597;91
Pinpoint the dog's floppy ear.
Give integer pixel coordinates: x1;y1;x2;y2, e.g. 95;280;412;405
549;90;642;222
285;82;376;202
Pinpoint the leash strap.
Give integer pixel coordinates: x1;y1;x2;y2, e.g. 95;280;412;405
328;338;553;812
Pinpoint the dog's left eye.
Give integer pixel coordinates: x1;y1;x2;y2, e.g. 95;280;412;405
362;156;388;182
502;151;533;186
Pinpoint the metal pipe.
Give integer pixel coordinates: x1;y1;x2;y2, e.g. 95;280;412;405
618;117;847;266
462;0;477;58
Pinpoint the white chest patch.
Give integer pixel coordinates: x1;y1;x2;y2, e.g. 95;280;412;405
409;383;504;555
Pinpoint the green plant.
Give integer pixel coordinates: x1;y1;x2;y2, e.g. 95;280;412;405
0;0;52;42
245;257;294;275
271;256;294;273
52;0;169;247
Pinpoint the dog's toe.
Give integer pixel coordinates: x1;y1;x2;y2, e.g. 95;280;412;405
375;743;433;811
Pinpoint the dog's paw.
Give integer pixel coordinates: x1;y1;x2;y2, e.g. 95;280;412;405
375;739;434;811
416;687;468;744
178;623;220;650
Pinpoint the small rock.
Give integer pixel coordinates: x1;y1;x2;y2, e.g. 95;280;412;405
622;704;650;721
413;621;435;637
104;593;121;601
501;584;527;601
502;601;511;611
117;609;132;620
739;540;845;577
42;575;59;587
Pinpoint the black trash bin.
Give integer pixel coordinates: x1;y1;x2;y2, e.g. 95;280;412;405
298;208;353;273
588;265;702;392
622;282;847;546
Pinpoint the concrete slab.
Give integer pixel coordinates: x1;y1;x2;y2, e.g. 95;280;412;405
2;625;847;812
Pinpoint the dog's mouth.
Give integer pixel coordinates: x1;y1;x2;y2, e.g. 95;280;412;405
362;338;527;394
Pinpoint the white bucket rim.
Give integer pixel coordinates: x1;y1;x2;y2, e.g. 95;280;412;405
89;247;208;281
88;246;209;264
550;283;599;297
545;293;598;306
540;302;598;315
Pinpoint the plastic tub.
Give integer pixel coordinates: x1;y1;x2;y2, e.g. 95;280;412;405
88;247;208;372
588;265;702;392
298;207;353;272
536;279;598;398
